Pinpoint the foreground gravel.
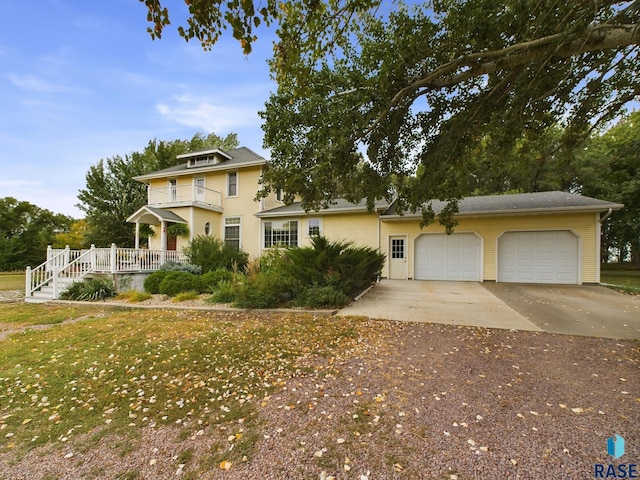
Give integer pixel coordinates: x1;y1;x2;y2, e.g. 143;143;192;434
1;317;638;479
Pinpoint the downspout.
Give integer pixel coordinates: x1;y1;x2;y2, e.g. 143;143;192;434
597;208;613;283
600;208;613;223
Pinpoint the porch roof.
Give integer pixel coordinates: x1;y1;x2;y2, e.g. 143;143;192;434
127;206;188;225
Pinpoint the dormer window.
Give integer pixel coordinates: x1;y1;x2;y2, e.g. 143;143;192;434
179;148;232;168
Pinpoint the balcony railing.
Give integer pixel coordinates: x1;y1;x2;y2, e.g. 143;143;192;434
148;184;222;208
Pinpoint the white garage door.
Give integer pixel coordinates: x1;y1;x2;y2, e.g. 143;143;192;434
498;231;578;284
414;233;482;281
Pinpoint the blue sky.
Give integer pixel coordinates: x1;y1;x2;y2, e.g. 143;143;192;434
0;0;275;217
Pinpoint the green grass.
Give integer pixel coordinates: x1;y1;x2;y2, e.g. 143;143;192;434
0;306;360;471
0;304;92;327
601;268;640;293
0;273;25;291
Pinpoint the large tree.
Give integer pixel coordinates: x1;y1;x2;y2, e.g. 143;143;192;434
142;0;639;229
77;132;238;247
576;112;640;264
0;198;73;270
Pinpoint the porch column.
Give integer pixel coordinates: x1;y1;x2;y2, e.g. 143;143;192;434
134;222;140;250
160;220;167;264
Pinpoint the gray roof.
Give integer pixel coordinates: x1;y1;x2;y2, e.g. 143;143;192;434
382;191;623;217
256;198;391;218
134;146;267;182
127;206;188;225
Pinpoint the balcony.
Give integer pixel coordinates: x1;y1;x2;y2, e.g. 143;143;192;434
147;184;222;211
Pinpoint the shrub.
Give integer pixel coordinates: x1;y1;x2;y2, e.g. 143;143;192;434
209;280;239;304
231;263;302;309
200;269;234;293
158;271;201;297
144;271;168;294
280;236;385;297
184;235;248;273
233;272;287;309
293;285;349;308
60;278;115;301
159;261;202;275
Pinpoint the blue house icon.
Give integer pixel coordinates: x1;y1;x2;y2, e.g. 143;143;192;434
608;434;625;459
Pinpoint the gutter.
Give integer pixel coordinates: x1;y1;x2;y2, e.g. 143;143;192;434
381;204;625;220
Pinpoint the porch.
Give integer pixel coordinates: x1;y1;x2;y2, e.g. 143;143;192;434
25;244;189;302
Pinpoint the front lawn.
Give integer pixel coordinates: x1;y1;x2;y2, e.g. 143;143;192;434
601;267;640;293
0;273;25;291
0;306;370;468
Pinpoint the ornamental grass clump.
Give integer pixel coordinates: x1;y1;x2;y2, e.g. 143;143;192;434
60;278;115;301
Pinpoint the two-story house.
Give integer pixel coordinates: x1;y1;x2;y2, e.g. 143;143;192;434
127;146;623;285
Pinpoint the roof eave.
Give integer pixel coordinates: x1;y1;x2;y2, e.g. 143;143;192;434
256;205;388;218
176;148;232;160
133;159;268;183
380;204;625;220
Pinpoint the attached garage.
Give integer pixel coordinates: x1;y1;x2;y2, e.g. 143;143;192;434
498;231;579;284
414;233;482;281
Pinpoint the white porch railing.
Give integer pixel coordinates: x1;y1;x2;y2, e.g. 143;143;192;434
26;244;190;300
147;184;222;208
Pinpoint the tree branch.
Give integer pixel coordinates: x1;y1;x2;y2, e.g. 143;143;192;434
371;23;640;131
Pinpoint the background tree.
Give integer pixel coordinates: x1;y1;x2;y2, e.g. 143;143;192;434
77;132;238;247
52;220;89;250
142;0;639;229
575;112;640;264
0;197;73;270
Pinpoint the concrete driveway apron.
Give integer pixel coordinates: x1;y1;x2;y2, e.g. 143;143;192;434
338;279;541;332
482;283;640;340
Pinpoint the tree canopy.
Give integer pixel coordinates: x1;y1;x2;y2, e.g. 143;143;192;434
576;112;640;264
77;132;238;247
142;0;639;229
0;198;73;270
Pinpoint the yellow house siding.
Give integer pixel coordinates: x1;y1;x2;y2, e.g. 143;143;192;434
380;212;599;283
321;213;380;250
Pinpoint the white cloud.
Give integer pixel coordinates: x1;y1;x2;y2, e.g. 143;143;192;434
156;94;262;132
0;179;41;188
6;73;87;94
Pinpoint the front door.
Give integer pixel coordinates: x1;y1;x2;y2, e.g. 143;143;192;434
166;233;177;251
195;177;205;202
389;236;408;279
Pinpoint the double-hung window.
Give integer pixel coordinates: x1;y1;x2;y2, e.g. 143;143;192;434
308;218;322;237
227;172;238;197
224;217;241;250
264;220;298;248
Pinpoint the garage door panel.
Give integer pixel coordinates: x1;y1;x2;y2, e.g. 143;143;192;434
415;233;481;281
498;231;578;284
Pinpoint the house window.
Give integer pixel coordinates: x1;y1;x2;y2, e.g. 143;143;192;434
264;220;298;248
204;222;211;235
169;179;178;202
276;189;283;202
224;217;241;250
308;218;322;237
227;172;237;197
